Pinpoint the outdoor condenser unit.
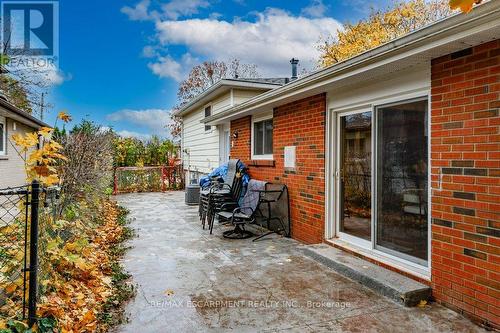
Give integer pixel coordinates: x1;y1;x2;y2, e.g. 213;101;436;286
185;182;200;205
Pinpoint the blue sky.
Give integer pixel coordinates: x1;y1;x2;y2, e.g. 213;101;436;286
46;0;391;139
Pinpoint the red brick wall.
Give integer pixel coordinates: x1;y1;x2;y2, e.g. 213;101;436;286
230;93;326;244
430;40;499;328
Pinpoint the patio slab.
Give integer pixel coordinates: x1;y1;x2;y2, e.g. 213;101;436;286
114;192;486;333
301;244;431;306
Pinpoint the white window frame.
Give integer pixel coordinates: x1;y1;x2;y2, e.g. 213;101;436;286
251;112;273;160
0;116;6;155
204;105;212;132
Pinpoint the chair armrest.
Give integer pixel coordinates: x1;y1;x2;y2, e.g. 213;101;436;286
220;202;238;211
232;206;254;218
210;183;232;193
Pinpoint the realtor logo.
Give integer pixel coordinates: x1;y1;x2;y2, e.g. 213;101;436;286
1;0;58;61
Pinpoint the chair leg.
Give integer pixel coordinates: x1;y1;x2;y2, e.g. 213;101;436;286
253;217;286;242
209;207;215;235
223;224;253;239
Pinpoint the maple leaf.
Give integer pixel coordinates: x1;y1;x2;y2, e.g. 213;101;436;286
57;110;72;123
38;126;53;138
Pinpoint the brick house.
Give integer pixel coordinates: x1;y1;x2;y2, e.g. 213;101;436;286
181;2;499;328
173;78;290;183
0;94;48;188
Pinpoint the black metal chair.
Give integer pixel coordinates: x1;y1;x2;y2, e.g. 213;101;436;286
252;184;290;241
199;159;240;228
217;203;256;239
216;183;290;241
206;172;245;234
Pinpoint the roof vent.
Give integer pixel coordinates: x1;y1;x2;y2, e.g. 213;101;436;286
290;58;299;81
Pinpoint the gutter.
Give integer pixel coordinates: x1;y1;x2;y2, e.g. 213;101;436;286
202;1;500;124
172;79;283;117
0;98;49;128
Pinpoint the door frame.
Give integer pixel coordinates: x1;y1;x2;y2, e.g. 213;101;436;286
219;123;230;164
325;90;432;278
335;108;373;251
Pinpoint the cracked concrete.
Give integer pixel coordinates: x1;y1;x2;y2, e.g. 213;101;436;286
115;192;485;333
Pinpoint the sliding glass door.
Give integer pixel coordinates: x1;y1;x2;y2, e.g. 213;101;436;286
336;98;429;266
375;99;428;264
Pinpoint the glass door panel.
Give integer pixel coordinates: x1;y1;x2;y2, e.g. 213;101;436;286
376;99;428;263
339;112;372;241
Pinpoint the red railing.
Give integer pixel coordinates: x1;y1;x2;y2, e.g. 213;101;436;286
113;164;184;194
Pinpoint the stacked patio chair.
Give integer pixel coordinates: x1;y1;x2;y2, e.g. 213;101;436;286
198;159;244;230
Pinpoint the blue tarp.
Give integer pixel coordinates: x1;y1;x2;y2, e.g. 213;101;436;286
199;161;250;188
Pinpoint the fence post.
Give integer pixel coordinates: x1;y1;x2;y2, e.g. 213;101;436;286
28;180;41;327
161;166;166;192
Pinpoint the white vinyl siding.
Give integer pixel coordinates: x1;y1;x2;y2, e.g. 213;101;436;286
233;89;265;105
328;65;429;110
181;87;276;174
182;107;220;174
0;118;36;188
211;92;231;114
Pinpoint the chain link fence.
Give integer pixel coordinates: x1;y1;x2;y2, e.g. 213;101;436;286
0;181;60;326
0;185;30;320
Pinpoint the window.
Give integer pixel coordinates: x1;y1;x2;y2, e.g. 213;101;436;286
204;106;212;131
252;115;273;159
0;116;5;155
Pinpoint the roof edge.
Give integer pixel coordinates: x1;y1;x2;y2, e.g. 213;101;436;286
0;98;49;128
203;1;500;124
173;79;284;117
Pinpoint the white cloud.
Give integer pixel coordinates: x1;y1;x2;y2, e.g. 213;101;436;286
142;45;158;58
153;8;342;76
44;68;71;86
106;108;172;135
147;53;198;81
116;130;152;141
121;0;155;21
148;56;183;80
301;0;328;18
122;0;210;21
162;0;210;20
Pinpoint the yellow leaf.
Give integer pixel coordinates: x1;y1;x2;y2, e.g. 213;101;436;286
38;126;53;138
164;289;175;296
449;0;479;13
5;283;18;294
417;300;427;308
57;110;72;123
42;174;60;186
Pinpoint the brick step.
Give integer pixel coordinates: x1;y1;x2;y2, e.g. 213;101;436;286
300;244;431;307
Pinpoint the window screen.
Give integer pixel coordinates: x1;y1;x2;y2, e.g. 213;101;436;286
253;118;273;156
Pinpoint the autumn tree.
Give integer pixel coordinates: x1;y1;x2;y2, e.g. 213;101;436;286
1;18;53;116
0;75;33;113
168;58;259;140
318;0;453;67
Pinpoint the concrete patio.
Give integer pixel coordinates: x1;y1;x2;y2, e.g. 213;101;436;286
115;192;485;333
